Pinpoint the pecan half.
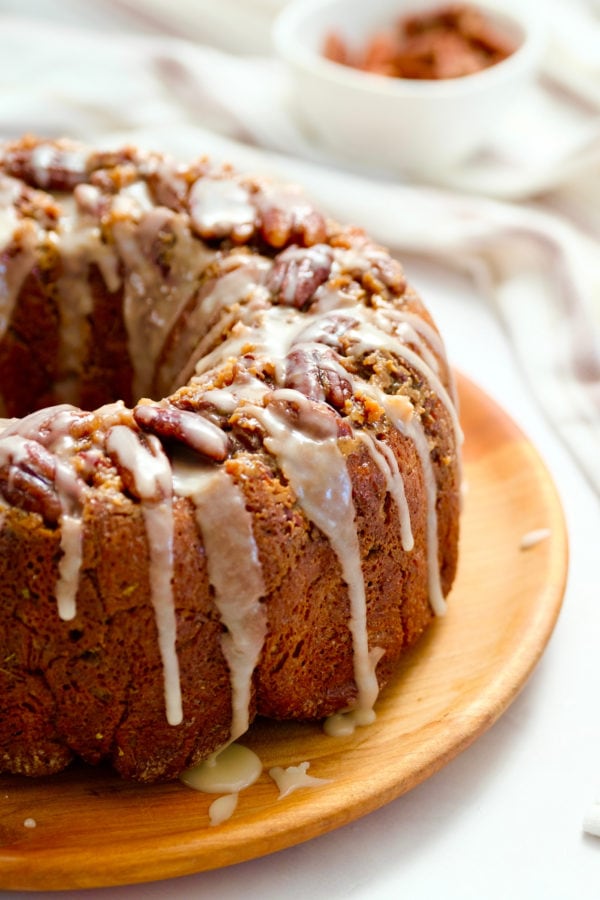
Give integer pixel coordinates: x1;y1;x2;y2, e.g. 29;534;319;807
133;403;230;462
15;184;61;229
105;426;171;502
73;183;112;220
284;346;353;411
1;138;89;191
89;163;139;194
266;390;351;441
145;166;189;212
268;244;332;309
0;439;63;525
368;250;406;295
228;410;267;452
257;185;327;248
87;147;139;173
188;176;256;242
335;243;406;297
293;312;359;349
2;405;95;448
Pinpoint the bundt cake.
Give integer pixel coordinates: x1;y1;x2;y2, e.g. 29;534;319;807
0;136;461;783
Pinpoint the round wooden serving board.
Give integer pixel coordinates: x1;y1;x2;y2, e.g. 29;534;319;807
0;373;568;891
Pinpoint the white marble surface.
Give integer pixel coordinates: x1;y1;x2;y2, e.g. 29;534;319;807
0;1;598;897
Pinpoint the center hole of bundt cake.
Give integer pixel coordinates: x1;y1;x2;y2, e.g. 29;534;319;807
1;271;146;419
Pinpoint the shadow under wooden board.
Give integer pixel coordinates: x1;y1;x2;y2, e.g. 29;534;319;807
0;372;568;891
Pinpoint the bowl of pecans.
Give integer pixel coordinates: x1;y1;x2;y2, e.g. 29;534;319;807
273;0;543;175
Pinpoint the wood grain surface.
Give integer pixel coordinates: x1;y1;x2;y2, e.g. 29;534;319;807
0;373;568;890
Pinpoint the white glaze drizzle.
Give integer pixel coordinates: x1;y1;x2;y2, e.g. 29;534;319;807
50;194;119;403
246;390;380;719
189;177;255;237
136;402;229;460
172;462;266;743
378;308;445;364
260;298;454;619
0;433;79;618
208;793;238;826
55;514;83;621
180;742;263;825
0;406;87;621
346;310;463;449
355;429;414;552
105;425;182;726
268;761;331;799
180;741;262;814
29;143;87;189
324;709;364;737
169;254;272;392
113;206;215;399
0;175;22;248
0;215;40;343
374;389;447;616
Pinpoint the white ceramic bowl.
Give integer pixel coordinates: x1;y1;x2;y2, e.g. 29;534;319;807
273;0;544;175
